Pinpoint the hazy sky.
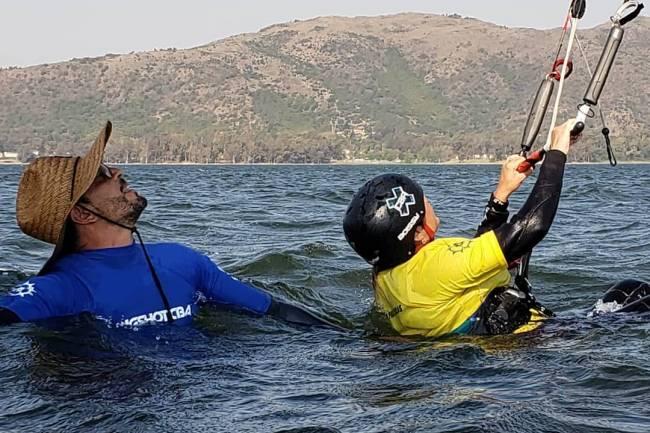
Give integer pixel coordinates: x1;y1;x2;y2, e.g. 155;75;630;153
1;0;646;67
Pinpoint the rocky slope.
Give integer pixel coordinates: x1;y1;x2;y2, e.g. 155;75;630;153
1;13;648;162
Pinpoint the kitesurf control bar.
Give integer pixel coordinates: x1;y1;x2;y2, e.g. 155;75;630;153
513;0;643;307
571;0;644;136
518;0;644;173
516;0;585;173
513;0;586;299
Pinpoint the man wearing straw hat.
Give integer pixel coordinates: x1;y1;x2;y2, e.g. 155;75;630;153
0;122;330;328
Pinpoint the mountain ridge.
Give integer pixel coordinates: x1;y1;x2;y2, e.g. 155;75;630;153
1;13;648;163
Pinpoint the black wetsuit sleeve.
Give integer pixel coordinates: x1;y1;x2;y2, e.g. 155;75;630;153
268;298;344;330
0;308;20;325
493;150;567;263
475;194;510;237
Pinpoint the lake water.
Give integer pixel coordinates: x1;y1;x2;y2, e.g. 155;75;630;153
1;163;649;433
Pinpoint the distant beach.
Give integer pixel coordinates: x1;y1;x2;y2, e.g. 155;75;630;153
2;160;650;167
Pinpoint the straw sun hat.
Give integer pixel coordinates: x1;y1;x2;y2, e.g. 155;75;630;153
16;121;112;274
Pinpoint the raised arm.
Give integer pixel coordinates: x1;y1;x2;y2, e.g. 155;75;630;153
475;193;510;237
493;120;576;262
475;154;535;237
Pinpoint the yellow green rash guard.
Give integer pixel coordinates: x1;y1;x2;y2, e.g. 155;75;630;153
374;231;545;338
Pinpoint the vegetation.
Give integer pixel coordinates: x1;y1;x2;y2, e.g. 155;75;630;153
0;14;649;163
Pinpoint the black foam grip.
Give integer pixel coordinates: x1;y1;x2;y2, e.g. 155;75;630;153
571;122;585;137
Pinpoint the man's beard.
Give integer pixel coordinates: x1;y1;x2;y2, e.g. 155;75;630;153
121;194;148;226
100;194;148;228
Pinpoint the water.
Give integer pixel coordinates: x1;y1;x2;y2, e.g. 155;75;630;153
1;163;650;433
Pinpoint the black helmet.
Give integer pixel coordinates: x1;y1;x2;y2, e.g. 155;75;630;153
343;174;426;271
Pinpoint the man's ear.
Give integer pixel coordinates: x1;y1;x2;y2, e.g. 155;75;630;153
69;205;97;225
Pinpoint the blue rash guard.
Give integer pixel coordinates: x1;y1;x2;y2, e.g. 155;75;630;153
0;243;271;327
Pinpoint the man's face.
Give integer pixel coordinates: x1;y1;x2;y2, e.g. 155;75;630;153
423;196;440;232
82;164;147;227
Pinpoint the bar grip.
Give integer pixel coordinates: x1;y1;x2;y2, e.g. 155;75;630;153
517;150;545;173
571;121;585;137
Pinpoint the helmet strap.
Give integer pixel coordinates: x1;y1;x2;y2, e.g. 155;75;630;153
423;222;436;242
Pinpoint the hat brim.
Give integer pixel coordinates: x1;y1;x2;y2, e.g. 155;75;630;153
38;121;112;275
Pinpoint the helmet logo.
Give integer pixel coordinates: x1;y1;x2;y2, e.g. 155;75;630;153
386;187;416;217
397;214;420;241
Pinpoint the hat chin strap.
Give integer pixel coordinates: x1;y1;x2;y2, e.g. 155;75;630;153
76;204;175;324
77;204;135;232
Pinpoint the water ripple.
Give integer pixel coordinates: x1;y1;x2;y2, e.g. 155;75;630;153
1;164;649;432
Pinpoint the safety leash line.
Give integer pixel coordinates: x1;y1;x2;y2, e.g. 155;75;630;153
544;16;580;150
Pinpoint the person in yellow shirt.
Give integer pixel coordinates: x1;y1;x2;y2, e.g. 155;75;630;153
342;120;578;338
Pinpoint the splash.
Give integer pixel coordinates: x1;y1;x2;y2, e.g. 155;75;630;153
590;298;624;317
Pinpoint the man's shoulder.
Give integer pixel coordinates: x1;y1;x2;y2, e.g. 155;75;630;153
424;236;475;254
11;271;72;295
145;242;195;253
428;233;499;253
377;237;472;277
145;242;205;262
50;251;92;272
426;232;506;269
430;235;473;245
410;236;480;270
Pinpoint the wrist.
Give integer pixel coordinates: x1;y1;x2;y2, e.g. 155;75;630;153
492;188;510;204
489;192;509;211
545;149;568;163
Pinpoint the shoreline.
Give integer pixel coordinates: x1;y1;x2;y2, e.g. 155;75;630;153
66;160;650;166
2;161;650;166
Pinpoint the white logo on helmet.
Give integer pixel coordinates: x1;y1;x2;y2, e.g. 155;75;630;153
397;214;421;241
386;186;416;217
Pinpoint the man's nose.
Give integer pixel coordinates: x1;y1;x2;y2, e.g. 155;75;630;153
109;166;123;179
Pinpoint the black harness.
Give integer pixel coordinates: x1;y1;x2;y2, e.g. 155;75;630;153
469;285;554;335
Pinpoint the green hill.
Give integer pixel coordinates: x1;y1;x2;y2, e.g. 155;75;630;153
1;13;649;163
